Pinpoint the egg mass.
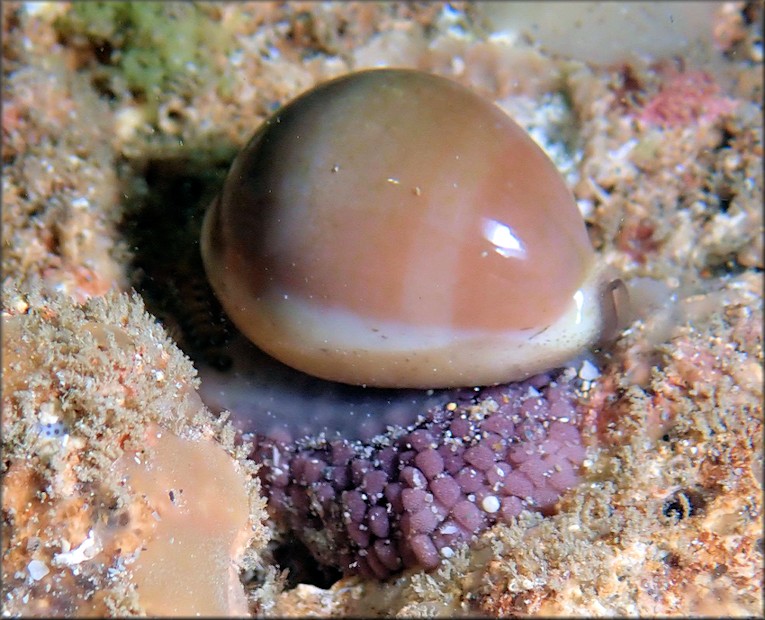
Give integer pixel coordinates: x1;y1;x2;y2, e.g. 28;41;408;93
202;68;610;388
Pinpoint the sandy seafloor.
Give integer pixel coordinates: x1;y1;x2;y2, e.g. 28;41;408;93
1;2;763;616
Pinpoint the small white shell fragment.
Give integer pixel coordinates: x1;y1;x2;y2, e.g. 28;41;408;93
27;560;50;581
579;359;601;382
440;546;455;558
481;495;501;513
53;530;98;566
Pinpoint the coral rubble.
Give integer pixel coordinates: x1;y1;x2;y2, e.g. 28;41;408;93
1;285;269;616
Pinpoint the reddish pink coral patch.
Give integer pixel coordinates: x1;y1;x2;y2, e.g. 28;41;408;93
638;70;738;127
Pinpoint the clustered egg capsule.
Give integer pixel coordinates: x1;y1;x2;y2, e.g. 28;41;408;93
255;372;588;579
202;68;616;388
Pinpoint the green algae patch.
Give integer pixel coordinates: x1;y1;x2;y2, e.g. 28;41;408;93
55;2;231;99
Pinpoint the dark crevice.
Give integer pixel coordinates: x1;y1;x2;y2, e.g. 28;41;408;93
118;153;235;367
273;539;342;590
